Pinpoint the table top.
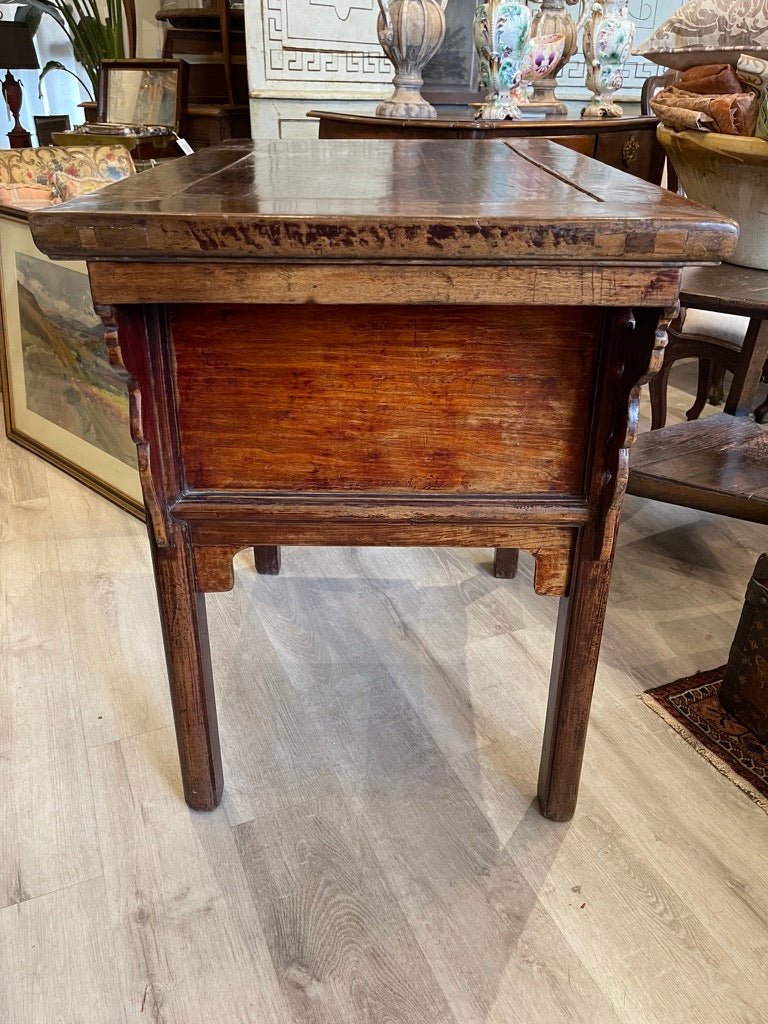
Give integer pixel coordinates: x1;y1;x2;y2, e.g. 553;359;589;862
307;110;659;134
30;138;737;265
681;263;768;317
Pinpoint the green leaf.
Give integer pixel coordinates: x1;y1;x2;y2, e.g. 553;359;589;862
38;58;94;100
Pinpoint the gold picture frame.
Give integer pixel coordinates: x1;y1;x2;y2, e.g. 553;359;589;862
0;209;143;517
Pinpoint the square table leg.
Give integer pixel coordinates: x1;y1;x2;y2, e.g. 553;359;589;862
537;534;617;820
151;523;223;811
254;545;281;575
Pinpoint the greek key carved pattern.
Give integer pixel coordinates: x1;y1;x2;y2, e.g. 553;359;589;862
264;0;390;82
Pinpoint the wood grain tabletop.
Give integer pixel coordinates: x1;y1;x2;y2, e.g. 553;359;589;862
29;138;738;265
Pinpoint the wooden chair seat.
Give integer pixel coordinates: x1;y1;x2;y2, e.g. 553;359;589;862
648;265;768;430
629;413;768;525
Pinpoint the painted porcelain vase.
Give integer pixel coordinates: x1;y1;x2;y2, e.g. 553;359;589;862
522;33;566;86
477;32;565;109
473;0;532;120
376;0;447;118
528;0;586;113
581;0;635;118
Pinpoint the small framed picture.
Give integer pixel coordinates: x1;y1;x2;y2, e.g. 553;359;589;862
0;210;142;516
34;114;72;146
98;59;186;130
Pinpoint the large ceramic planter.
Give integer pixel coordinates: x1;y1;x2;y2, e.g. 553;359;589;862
658;126;767;270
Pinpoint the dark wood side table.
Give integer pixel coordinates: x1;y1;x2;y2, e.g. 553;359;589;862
307;110;666;185
30;139;735;820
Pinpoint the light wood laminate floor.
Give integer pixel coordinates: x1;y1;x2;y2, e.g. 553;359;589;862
1;368;767;1024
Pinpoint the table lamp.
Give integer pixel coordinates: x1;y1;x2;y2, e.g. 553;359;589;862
0;20;40;149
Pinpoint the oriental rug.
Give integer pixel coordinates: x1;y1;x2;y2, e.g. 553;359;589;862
642;667;768;813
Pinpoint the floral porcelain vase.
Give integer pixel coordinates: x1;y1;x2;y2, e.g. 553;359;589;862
581;0;635;118
527;0;586;113
473;0;532;119
376;0;447;118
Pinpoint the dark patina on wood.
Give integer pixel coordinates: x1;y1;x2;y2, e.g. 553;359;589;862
720;555;768;743
30;139;737;819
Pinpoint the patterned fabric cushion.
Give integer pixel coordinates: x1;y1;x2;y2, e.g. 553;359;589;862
53;173;114;201
635;0;768;71
0;182;59;209
0;145;135;189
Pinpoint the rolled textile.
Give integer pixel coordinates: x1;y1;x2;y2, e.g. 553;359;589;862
651;85;757;134
650;99;716;130
679;63;743;93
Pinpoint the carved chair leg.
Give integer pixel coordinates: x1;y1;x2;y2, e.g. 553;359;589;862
686;358;711;421
493;547;519;579
254;545;281;575
707;364;726;407
152;526;223;811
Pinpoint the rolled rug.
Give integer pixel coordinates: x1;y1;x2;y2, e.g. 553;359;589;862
737;53;768;140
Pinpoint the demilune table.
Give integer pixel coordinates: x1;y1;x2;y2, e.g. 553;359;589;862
30;139;736;820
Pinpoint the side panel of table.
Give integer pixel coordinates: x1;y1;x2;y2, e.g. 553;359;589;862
111;296;668;817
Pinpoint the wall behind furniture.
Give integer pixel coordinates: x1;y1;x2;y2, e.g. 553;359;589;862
244;0;683;138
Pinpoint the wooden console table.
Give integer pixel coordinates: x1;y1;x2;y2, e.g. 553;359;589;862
30;139;735;820
308;110;666;184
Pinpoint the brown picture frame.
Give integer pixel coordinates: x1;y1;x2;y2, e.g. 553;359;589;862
0;207;143;518
34;114;72;146
98;58;187;131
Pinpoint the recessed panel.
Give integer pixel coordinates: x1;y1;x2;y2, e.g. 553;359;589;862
171;304;600;495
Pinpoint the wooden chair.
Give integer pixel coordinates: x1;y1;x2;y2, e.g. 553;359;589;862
640;71;679;193
640;75;768;429
628;314;768;525
648;265;768;430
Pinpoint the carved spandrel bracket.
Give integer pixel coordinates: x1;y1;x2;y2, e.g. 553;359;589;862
95;304;169;548
593;305;676;561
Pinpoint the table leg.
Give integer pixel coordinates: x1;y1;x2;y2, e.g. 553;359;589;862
493;548;519;579
537;305;671;821
254;545;281;575
151;526;223;811
537;532;614;821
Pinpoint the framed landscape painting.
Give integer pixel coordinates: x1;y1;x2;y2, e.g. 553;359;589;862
0;211;143;516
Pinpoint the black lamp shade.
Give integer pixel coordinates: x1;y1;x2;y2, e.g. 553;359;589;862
0;21;40;71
